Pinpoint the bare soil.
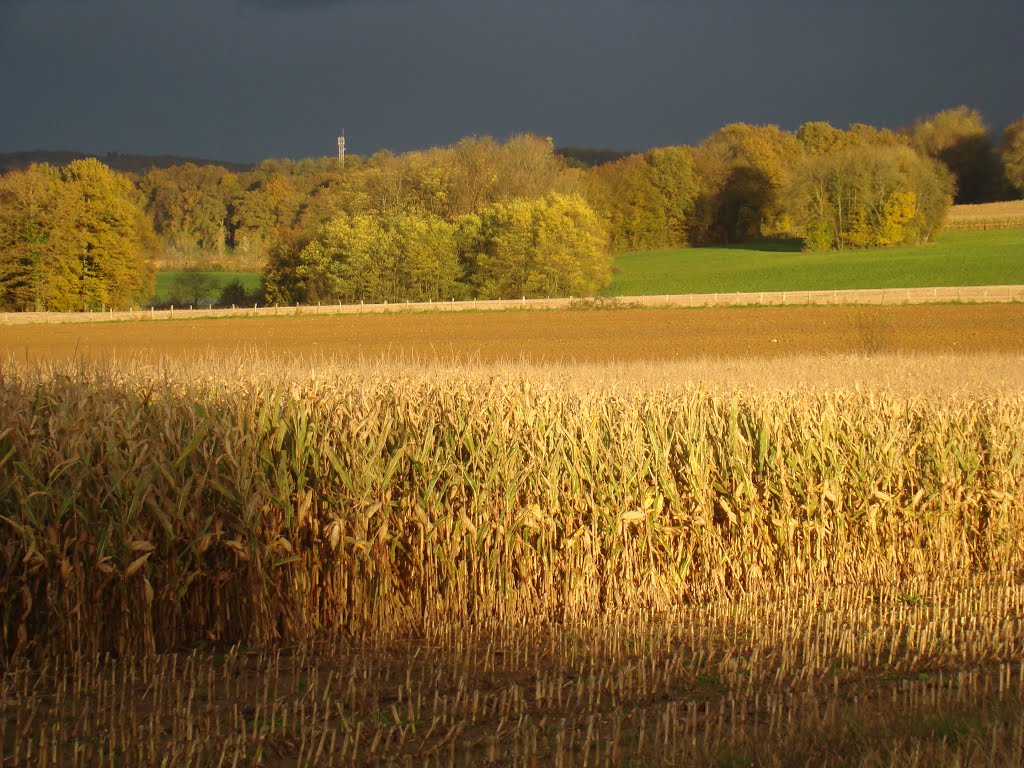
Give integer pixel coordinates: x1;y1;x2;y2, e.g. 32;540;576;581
2;304;1023;364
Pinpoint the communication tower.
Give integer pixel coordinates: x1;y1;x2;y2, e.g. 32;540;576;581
337;131;346;167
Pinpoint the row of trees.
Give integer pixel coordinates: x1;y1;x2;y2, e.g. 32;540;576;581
269;193;609;305
262;137;612;304
2;107;1022;311
138;134;581;268
585;108;1024;254
134;106;1024;272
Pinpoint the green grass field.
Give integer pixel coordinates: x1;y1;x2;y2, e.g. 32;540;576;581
152;271;263;303
605;228;1024;297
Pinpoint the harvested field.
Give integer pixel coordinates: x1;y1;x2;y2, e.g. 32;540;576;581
5;586;1023;767
946;200;1024;230
2;303;1024;364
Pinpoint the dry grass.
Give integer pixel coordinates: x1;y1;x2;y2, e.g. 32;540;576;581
1;355;1022;765
946;200;1024;230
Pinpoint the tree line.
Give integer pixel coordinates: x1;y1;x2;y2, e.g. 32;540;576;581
2;107;1023;311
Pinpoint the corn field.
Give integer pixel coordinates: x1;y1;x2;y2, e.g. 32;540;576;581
945;200;1024;231
1;356;1023;765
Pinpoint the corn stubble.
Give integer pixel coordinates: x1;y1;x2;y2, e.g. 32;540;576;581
1;358;1022;766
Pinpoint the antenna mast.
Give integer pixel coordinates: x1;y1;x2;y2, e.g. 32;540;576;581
337;130;346;167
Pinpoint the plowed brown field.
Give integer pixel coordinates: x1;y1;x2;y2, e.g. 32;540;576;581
2;303;1023;364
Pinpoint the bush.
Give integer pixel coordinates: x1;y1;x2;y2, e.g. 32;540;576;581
216;278;263;308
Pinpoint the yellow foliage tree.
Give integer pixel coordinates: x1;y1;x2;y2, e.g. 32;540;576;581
469;193;610;299
0;160;154;311
585;146;701;253
787;145;951;251
292;210;463;304
1003;116;1024;198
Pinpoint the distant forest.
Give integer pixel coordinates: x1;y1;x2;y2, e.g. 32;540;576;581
0;150;254;176
0;148;626;175
2;106;1023;311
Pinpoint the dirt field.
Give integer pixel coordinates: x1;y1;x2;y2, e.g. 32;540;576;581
2;303;1023;364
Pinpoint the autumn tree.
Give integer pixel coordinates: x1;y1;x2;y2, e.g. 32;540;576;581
231;174;302;266
796;122;849;157
306;134;579;226
138;163;240;256
907;107;1004;203
846;123;908;148
445;137;503;216
643;146;700;246
787;144;952;250
490;134;578;204
585;154;657;252
283;210;463;305
467;193;610;299
1002;116;1024;198
0;160;154;311
0;165;60;310
693;123;804;243
56;159;156;309
586;146;701;253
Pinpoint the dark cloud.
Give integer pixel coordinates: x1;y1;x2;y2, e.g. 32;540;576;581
1;0;1022;161
242;0;359;7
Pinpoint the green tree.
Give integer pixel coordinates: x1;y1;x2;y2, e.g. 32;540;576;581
216;278;259;308
168;268;217;306
390;213;464;301
290;214;387;304
1002;116;1024;198
528;193;611;297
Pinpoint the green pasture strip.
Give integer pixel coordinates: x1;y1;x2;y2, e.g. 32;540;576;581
153;271;263;302
606;229;1024;297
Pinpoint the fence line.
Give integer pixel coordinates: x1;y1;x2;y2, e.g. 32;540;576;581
3;285;1023;326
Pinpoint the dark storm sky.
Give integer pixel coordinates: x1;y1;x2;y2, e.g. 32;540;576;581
1;0;1021;163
